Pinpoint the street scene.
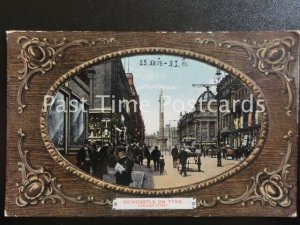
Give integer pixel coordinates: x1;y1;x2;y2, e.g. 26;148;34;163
47;54;263;189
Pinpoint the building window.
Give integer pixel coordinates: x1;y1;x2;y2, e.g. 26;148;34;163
209;121;215;140
202;122;207;141
48;91;67;148
70;96;87;147
202;133;207;141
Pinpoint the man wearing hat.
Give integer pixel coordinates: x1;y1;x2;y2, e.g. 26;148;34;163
92;142;108;179
76;139;93;174
143;145;151;168
178;147;188;177
171;145;179;168
115;147;134;186
151;146;161;172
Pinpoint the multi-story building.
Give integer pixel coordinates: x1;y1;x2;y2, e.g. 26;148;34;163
126;73;145;144
219;74;261;150
86;59;134;145
177;87;217;148
48;59;145;155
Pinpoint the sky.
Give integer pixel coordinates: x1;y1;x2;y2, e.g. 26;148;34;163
121;55;225;135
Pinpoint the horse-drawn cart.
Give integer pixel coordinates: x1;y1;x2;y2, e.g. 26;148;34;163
177;148;202;172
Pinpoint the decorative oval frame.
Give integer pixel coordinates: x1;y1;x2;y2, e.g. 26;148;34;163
40;47;269;196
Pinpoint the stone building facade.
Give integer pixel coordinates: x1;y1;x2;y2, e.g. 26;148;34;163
164;126;178;150
177;87;217;148
219;74;261;150
126;73;145;144
48;59;145;155
86;59;145;145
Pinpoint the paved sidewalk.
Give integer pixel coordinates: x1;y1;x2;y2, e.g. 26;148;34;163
102;155;242;189
103;166;145;188
146;154;241;189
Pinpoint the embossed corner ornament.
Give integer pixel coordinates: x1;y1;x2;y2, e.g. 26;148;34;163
196;37;296;116
16;36;115;113
16;128;112;207
197;131;293;208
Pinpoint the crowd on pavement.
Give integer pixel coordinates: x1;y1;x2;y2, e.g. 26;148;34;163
76;140;166;186
76;139;251;187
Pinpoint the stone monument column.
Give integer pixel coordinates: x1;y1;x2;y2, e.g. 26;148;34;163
157;89;167;153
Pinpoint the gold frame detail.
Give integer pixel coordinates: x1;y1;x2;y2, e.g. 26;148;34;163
196;36;296;116
196;131;293;208
16;36;115;113
16;128;112;207
40;47;269;196
12;33;296;208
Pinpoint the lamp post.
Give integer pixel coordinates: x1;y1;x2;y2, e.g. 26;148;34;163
215;69;222;167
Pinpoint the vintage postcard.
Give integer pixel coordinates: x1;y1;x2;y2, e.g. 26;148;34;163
5;31;299;216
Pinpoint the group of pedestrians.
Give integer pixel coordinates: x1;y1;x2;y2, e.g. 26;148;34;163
76;140;167;187
76;139;112;179
76;140;140;186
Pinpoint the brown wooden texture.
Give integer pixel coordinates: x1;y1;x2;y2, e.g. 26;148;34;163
5;31;299;217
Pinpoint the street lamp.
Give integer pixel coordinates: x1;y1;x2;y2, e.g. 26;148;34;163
214;69;223;167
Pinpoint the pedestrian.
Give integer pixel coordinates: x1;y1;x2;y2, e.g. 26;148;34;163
127;144;135;163
159;155;165;175
136;144;143;165
201;147;206;158
143;145;151;168
178;147;188;177
171;145;179;168
92;142;108;179
221;145;227;159
205;148;209;157
76;139;93;174
151;146;161;171
115;147;134;186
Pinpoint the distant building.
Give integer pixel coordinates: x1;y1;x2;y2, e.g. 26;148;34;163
177;87;217;147
144;134;158;147
164;126;178;150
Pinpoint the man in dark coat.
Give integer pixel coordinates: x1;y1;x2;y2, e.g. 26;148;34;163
76;139;92;174
115;147;134;186
151;146;161;171
126;144;135;163
92;142;108;179
171;145;179;168
143;145;151;168
136;145;144;165
178;147;188;176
